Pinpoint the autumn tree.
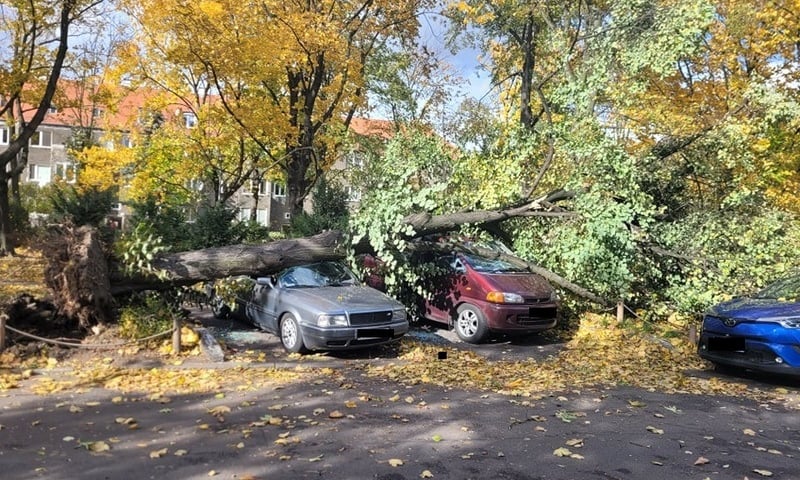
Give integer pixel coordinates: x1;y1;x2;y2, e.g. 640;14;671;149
118;0;430;220
441;0;800;314
0;0;106;254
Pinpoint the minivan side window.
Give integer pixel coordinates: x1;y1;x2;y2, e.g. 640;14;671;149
451;257;466;274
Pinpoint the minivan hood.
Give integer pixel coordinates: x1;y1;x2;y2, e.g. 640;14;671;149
483;272;553;297
709;297;800;321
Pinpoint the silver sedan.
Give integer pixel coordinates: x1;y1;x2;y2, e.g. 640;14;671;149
243;261;408;353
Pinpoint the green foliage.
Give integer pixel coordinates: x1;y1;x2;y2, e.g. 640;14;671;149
127;197;247;251
291;175;349;236
350;129;451;298
185;204;243;250
48;184;117;227
118;291;182;340
656;210;800;314
19;183;55;216
239;221;272;244
116;223;170;279
127;196;188;248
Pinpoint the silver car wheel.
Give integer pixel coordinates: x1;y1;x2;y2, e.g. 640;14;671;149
457;310;478;336
280;314;307;353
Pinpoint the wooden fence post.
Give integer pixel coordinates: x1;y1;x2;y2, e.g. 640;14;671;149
0;314;6;352
172;317;181;354
616;301;624;323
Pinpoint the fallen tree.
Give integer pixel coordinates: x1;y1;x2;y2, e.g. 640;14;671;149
39;194;606;329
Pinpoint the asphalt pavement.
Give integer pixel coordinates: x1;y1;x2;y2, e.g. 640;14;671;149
1;309;799;480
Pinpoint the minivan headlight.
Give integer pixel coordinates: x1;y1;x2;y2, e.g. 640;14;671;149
392;308;407;321
317;314;348;327
486;291;524;304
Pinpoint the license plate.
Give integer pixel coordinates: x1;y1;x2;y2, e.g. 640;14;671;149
357;328;393;339
707;336;745;352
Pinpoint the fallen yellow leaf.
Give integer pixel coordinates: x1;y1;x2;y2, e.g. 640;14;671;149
388;458;404;467
553;447;572;457
150;448;168;458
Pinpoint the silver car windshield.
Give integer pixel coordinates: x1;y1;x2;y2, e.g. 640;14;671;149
279;262;360;288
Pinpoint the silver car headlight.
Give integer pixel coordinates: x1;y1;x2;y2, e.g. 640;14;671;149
392;308;407;321
317;314;348;327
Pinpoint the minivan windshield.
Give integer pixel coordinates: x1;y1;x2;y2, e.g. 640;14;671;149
461;253;527;273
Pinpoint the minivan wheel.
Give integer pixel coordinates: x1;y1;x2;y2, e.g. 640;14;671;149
454;304;489;343
280;314;308;354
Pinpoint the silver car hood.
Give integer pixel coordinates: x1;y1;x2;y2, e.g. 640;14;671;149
285;285;402;312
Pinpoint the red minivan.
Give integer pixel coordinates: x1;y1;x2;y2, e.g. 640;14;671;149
418;251;558;343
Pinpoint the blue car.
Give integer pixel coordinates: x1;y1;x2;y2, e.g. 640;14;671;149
698;274;800;376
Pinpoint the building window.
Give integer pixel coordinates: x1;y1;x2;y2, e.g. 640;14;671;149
239;208;251;221
55;162;76;182
345;151;365;170
345;185;361;202
28;165;52;184
92;107;104;118
247;179;266;196
183;112;197;128
187;179;204;192
0;126;8;145
121;135;133;148
256;209;268;225
272;183;286;197
48;105;58;114
30;130;52;148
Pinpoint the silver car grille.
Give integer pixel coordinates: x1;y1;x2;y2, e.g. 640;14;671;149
349;311;393;326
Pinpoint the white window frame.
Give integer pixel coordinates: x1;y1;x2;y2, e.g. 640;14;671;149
256;208;268;225
183;112;197;129
29;130;52;148
0;126;8;145
54;162;77;183
239;208;251;221
28;164;52;184
345;185;361;202
272;182;286;198
247;179;267;196
187;179;204;192
345;152;365;170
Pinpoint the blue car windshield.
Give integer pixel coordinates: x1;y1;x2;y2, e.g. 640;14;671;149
755;275;800;300
279;262;359;288
461;253;527;273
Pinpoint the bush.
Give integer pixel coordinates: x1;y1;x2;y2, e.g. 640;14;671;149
118;292;183;341
291;175;349;236
49;184;117;227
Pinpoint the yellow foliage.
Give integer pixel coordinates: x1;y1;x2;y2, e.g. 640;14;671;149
75;145;134;192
